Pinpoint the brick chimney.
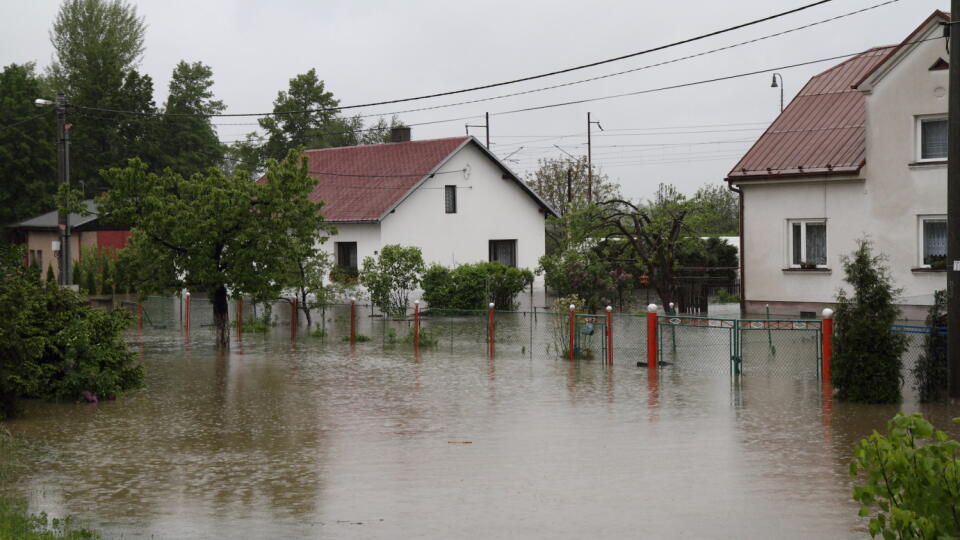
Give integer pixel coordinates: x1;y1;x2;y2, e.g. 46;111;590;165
390;126;411;143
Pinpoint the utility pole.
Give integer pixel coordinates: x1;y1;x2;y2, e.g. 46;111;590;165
54;94;72;286
587;112;603;203
466;112;490;149
948;4;960;398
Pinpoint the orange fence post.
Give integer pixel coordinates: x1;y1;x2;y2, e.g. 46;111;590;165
184;292;191;335
237;299;243;338
646;303;658;369
350;298;357;345
488;303;495;357
606;306;613;366
291;298;298;340
822;308;833;385
568;304;576;362
137;302;143;330
414;301;421;351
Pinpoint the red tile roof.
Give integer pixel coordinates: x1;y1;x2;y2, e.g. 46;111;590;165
304;137;469;222
726;48;888;181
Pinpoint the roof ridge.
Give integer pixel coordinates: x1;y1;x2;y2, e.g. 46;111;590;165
303;135;470;153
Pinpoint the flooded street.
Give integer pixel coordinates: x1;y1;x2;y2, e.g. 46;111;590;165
5;326;960;539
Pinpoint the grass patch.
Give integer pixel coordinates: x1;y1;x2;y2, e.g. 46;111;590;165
242;318;272;333
0;427;100;539
341;334;371;343
309;328;326;339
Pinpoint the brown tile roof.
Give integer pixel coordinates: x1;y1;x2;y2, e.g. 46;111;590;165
303;137;469;222
726;47;888;181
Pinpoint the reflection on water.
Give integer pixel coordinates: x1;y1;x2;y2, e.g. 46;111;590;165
4;326;959;539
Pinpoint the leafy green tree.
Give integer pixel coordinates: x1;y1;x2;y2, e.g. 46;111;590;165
97;150;328;347
831;239;906;403
0;63;56;230
289;248;336;329
850;413;960;538
689;182;738;236
525;156;621;217
360;244;424;318
48;0;152;194
912;290;948;402
157;61;225;177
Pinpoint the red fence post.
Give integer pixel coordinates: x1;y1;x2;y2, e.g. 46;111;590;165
237;299;243;338
137;302;143;330
291;297;298;340
822;308;833;385
414;301;421;351
488;303;495;357
350;298;357;345
568;304;576;362
646;303;658;369
184;292;191;335
606;306;613;366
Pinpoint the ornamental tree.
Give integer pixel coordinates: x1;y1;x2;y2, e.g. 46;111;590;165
360;244;425;318
97;149;330;347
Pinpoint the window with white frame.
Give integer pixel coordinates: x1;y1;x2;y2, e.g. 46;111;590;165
917;115;948;161
919;215;946;267
788;219;827;267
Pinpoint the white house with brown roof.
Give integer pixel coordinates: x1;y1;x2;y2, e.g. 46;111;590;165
303;130;556;296
726;11;948;320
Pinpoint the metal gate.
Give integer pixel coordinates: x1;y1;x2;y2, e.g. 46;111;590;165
658;315;822;377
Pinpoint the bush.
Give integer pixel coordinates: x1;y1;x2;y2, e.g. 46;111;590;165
360;244;424;318
850;413;960;539
831;239;906;403
0;245;143;419
912;290;948;402
342;334;371;343
422;261;533;310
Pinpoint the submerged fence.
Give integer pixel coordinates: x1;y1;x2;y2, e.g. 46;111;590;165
126;296;942;384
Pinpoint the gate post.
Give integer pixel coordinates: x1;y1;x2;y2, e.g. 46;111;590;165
646;304;658;369
350;298;357;345
488;303;495;357
606;306;613;366
184;292;191;335
414;301;421;351
237;299;243;338
291;297;298;340
568;304;576;362
137;301;143;330
822;308;833;384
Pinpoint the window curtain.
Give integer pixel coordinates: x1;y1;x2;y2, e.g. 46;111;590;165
922;120;948;159
805;222;826;265
924;220;947;264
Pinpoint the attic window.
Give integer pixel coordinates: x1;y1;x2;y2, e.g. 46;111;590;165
929;58;949;71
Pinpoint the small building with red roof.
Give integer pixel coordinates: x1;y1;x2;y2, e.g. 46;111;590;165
726;11;948;319
304;129;555;294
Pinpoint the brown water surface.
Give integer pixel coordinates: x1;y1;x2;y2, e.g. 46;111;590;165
5;327;959;539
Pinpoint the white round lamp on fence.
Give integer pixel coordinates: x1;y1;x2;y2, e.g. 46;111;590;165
606;306;612;312
647;303;657;313
569;304;576;311
489;303;495;309
822;308;834;319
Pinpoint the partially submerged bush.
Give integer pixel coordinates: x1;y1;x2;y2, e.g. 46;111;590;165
850;413;960;539
831;239;906;403
912;290;947;402
422;261;532;310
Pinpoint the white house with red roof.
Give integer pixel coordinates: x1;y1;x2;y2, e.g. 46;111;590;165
304;129;556;296
726;11;948;319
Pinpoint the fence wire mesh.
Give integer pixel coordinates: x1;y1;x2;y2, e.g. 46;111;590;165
739;320;821;378
658;316;736;373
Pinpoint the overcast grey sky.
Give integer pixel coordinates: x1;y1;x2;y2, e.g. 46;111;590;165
0;0;948;201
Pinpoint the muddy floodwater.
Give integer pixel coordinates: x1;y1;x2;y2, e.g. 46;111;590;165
5;322;960;539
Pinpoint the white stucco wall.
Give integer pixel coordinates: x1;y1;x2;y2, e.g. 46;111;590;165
316;222;381;271
738;24;947;319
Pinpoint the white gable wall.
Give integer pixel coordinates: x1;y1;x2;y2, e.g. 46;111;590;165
380;142;547;275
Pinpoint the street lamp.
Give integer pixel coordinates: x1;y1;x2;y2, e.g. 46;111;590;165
35;93;72;286
770;73;784;113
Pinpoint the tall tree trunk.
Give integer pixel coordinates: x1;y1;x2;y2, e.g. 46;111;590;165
212;285;229;348
300;288;312;329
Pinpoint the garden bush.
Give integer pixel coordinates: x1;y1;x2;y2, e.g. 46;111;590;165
831;239;906;403
0;245;143;419
360;244;424;318
422;261;533;310
850;413;960;539
912;290;947;402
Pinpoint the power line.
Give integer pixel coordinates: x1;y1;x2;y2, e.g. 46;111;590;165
0;113;45;132
73;0;839;120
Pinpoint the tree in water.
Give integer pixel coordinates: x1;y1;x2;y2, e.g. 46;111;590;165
831;239;907;403
97;150;331;347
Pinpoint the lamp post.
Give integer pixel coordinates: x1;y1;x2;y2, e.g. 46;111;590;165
770;73;784;113
35;94;71;286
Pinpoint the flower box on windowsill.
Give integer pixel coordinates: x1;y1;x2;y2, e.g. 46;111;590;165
782;267;831;273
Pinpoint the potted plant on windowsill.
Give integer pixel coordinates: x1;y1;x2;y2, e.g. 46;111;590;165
928;255;947;270
799;261;818;270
